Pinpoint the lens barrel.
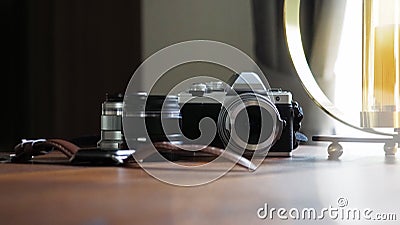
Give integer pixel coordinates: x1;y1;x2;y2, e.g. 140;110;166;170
124;93;182;148
218;93;283;156
97;94;125;150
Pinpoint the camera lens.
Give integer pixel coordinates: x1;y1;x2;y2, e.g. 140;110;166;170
97;93;125;150
218;93;283;156
234;106;274;145
145;95;182;143
123;93;182;148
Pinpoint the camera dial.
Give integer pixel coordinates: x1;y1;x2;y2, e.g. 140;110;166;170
189;83;208;96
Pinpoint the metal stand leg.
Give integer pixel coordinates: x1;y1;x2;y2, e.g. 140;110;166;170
313;135;398;159
327;142;343;160
384;142;398;156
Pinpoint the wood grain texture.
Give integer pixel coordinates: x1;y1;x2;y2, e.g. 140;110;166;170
1;144;400;225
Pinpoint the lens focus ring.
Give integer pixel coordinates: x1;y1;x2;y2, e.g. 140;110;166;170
101;115;122;130
218;93;283;156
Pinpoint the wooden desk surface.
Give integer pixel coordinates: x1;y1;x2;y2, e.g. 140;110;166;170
1;143;400;225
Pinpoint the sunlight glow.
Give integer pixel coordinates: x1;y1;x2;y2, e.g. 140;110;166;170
334;0;363;135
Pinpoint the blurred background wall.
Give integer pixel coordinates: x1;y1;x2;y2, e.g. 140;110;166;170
3;0;340;150
141;0;254;95
142;0;254;59
3;0;141;149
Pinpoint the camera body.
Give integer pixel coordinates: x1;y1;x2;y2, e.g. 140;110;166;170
96;72;303;158
72;72;303;165
178;72;303;156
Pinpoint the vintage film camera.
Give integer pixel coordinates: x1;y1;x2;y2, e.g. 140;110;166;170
178;72;304;157
74;72;304;164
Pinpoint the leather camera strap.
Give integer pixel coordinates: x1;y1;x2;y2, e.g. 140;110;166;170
12;139;256;170
13;139;79;163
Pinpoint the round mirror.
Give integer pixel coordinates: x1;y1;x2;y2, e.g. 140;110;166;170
284;0;398;136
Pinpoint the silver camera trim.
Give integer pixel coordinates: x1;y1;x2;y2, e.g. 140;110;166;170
98;96;125;150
